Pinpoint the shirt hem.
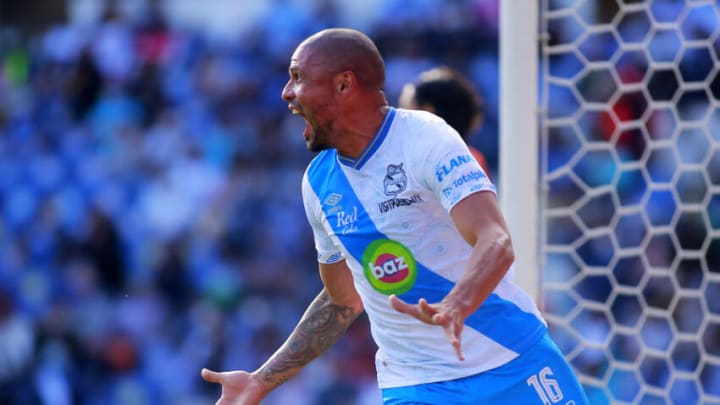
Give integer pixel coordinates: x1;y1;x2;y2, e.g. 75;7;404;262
376;327;548;390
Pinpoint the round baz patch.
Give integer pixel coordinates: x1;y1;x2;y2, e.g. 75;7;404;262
362;239;417;295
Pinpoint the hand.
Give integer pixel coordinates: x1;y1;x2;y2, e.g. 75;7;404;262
201;368;269;405
388;295;466;361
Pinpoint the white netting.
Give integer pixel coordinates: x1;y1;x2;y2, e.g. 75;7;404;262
540;0;720;404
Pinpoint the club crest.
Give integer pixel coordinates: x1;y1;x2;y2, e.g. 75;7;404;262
383;163;407;196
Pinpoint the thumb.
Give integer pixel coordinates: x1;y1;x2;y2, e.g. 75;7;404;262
201;368;224;383
388;294;409;312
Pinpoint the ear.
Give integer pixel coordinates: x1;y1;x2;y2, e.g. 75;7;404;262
335;71;354;95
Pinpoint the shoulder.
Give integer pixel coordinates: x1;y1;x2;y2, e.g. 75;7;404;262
389;108;465;162
393;107;447;130
393;108;460;142
390;108;456;150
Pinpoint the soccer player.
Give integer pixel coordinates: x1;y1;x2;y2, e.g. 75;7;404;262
201;28;588;405
398;66;492;177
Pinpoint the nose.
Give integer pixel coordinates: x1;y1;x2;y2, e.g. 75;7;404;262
281;80;294;102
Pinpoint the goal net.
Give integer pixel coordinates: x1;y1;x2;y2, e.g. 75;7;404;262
538;1;720;403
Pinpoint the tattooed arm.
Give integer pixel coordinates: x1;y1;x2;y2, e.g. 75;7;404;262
201;260;363;405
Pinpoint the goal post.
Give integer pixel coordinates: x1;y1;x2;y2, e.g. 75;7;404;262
500;0;541;303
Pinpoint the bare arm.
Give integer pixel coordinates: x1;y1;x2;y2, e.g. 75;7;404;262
390;190;514;360
443;190;515;318
202;260;363;404
258;261;364;387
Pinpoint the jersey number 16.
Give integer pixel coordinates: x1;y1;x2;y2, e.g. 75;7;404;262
527;366;564;404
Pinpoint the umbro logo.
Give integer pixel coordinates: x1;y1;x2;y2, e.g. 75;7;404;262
324;193;343;206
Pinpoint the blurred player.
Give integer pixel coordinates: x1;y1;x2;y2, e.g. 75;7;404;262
399;66;491;177
201;28;588;405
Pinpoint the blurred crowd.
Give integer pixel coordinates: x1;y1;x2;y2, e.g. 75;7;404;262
4;0;720;404
0;1;500;404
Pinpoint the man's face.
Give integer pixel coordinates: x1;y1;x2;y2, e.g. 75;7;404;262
281;43;337;152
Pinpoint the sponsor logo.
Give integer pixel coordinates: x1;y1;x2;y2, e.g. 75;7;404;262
324;193;343;206
442;172;492;205
362;239;417;295
378;193;423;213
336;206;359;235
451;170;486;188
379;162;423;213
326;252;342;263
436;154;473;182
324;193;344;215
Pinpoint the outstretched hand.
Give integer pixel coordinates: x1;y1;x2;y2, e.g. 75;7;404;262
388;295;466;361
201;368;268;405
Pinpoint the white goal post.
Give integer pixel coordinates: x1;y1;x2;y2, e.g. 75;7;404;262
500;0;540;302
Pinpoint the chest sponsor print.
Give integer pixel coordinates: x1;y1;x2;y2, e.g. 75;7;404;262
362;239;417;295
335;206;359;234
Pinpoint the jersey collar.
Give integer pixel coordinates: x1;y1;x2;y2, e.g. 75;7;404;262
337;107;396;170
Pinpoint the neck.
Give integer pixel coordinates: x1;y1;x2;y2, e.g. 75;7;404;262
335;105;389;159
335;91;388;159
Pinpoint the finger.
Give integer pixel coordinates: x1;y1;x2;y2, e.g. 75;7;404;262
431;312;447;325
444;322;465;361
450;328;464;361
201;368;223;383
418;298;436;318
453;339;465;361
389;295;420;317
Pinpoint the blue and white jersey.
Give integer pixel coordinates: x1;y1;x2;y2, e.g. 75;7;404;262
301;108;546;389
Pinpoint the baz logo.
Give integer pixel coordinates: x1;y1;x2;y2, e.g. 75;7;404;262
362;239;417;295
383;163;407;196
436;154;473;182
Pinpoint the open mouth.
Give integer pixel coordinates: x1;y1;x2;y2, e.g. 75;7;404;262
289;107;303;117
288;105;312;141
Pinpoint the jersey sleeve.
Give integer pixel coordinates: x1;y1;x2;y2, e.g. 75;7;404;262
415;118;496;212
301;171;345;264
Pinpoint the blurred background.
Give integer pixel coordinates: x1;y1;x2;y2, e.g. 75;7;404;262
0;0;499;404
1;0;719;404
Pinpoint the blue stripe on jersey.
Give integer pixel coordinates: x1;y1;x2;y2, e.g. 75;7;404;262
307;148;546;354
337;108;396;170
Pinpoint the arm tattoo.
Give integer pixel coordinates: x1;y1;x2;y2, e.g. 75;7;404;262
260;290;359;387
